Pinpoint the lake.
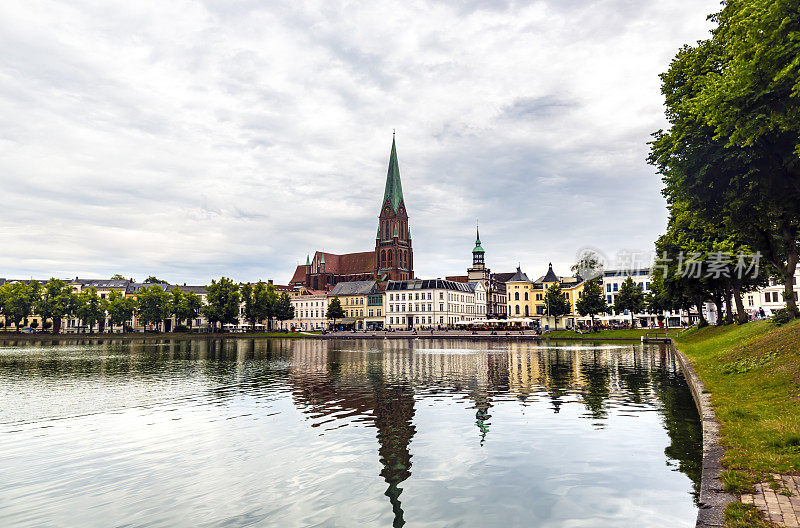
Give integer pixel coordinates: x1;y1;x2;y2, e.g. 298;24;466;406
0;338;701;527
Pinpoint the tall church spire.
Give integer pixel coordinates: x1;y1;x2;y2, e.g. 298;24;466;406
382;135;404;213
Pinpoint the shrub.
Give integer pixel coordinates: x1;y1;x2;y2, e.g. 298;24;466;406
174;325;189;333
770;308;792;326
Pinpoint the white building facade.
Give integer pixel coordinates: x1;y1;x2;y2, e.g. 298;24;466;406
384;279;486;329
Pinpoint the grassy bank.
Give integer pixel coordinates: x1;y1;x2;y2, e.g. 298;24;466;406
673;320;800;527
674;320;800;475
546;328;667;339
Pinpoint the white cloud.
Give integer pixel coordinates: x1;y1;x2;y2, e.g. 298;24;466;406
0;0;718;283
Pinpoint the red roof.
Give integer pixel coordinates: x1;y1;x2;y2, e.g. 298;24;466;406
316;251;375;276
446;275;469;283
290;265;307;285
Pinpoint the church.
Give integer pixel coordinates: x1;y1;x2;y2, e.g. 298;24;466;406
290;135;413;290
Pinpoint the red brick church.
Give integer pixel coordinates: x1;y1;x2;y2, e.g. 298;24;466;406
290;135;413;290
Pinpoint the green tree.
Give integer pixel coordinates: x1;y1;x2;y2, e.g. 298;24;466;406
103;290;135;331
144;276;168;284
136;284;170;331
575;279;607;329
168;287;188;329
614;277;645;328
274;293;295;328
544;282;571;330
76;287;103;333
183;291;202;329
111;274;128;280
0;281;38;331
651;6;800;318
35;278;75;334
202;277;240;332
326;297;345;328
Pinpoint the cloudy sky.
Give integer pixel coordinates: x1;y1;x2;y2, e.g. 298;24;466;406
0;0;718;284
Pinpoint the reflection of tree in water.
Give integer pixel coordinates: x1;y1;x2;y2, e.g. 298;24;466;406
619;349;652;405
545;350;574;413
579;351;611;421
649;345;702;503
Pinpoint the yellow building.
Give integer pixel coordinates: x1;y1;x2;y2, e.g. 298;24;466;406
328;281;381;330
506;263;586;329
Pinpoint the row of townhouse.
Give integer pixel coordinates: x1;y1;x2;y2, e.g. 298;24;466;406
277;278;487;331
504;262;800;329
505;264;690;329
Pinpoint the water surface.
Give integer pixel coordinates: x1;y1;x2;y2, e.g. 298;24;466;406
0;338;701;527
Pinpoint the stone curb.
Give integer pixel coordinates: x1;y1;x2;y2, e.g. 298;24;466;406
672;343;736;528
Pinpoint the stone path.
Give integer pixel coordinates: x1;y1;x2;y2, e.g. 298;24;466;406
741;475;800;526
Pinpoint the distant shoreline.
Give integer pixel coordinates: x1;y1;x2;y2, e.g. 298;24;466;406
0;330;669;343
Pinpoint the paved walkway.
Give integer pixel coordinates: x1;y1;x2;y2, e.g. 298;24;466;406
741;475;800;526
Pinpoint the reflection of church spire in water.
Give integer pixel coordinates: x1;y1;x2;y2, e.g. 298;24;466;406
369;370;416;528
475;401;492;446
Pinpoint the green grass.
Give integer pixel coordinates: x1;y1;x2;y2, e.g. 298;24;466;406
674;320;800;474
724;502;778;527
546;328;666;339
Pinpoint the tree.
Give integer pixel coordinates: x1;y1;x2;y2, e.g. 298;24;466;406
168;287;188;328
326;297;345;328
35;278;75;334
183;291;202;329
614;277;644;328
575;279;607;329
274;293;295;328
136;284;170;330
544;282;571;330
111;274;128;280
650;6;800;318
202;277;240;332
0;281;38;331
76;287;103;333
103;290;135;331
144;276;168;284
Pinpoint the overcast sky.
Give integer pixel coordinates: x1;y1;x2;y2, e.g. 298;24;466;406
0;0;719;285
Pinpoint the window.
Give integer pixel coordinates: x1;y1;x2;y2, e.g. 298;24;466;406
606;283;611;292
515;292;519;301
613;283;618;292
748;295;754;307
524;292;528;301
607;295;612;304
515;306;520;315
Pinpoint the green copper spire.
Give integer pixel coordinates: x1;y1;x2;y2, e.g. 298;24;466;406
376;227;381;240
382;134;404;213
473;223;484;253
320;253;325;264
306;254;310;266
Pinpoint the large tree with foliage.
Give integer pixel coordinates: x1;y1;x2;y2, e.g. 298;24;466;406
544;282;571;330
76;287;104;332
0;281;39;331
614;277;644;328
136;284;170;330
103;289;135;331
326;297;345;328
35;278;75;334
274;293;295;328
202;277;240;332
575;279;607;329
240;282;272;329
650;3;800;318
